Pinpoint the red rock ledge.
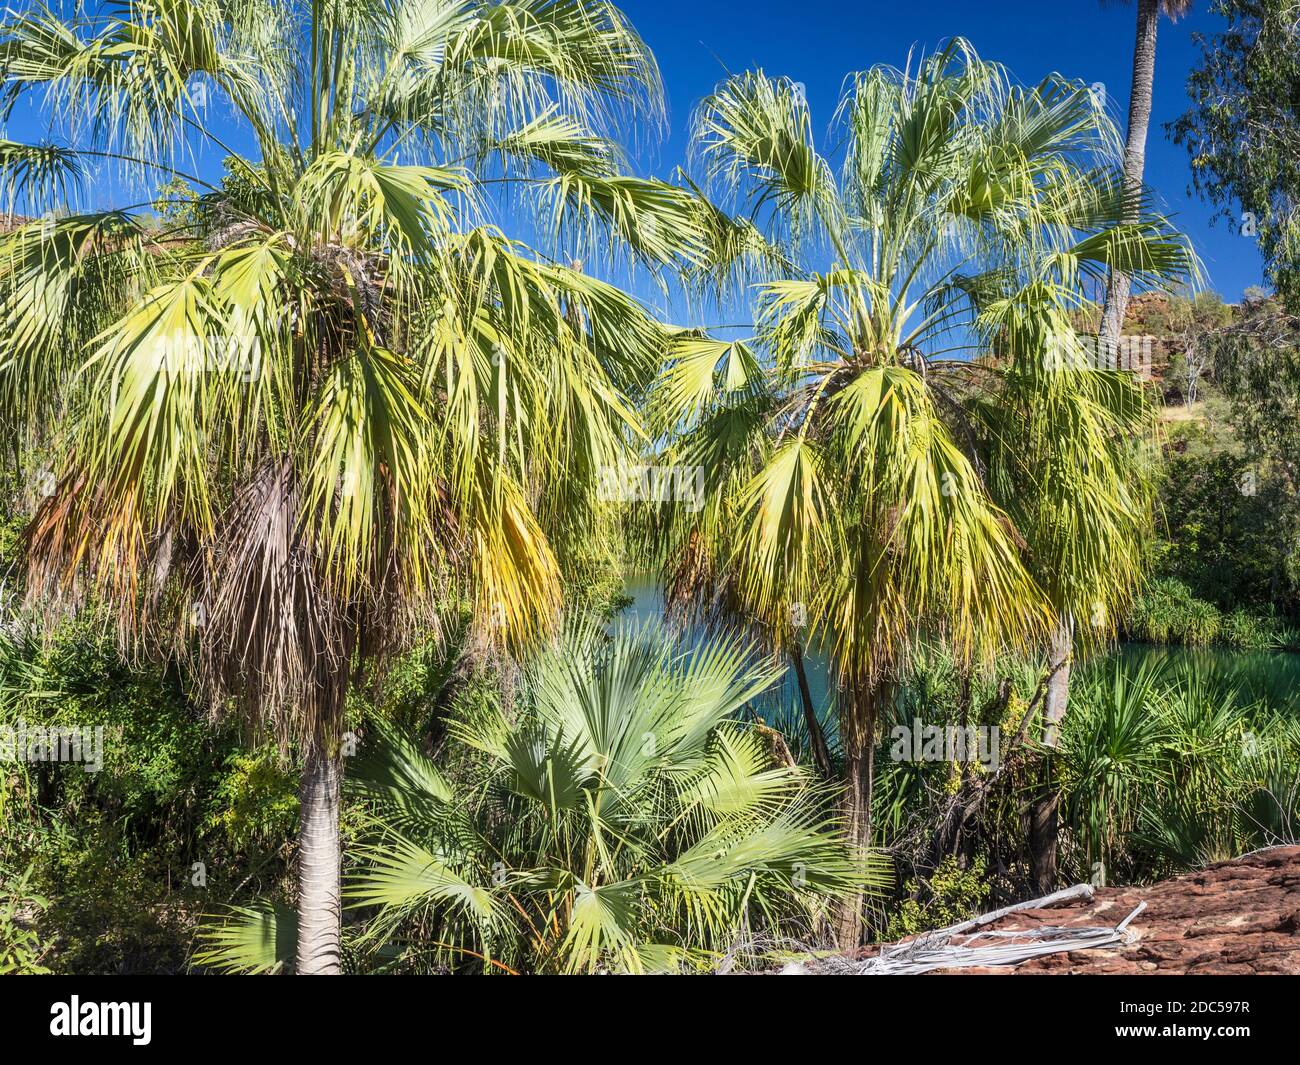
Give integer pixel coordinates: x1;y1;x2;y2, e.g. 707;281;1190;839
860;846;1300;975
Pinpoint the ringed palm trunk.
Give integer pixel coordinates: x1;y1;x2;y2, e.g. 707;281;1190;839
1099;0;1161;348
833;679;891;950
296;744;342;975
1029;614;1073;894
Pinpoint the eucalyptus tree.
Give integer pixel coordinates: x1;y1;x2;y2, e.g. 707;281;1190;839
650;40;1193;943
0;0;721;973
1172;0;1300;310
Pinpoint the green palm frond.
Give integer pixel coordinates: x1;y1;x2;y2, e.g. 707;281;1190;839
672;724;801;818
193;902;297;975
348;624;877;973
650;334;763;429
346;836;498;921
692;69;838;237
0;139;82;206
346;715;456;822
0;210;153;431
562;877;641;972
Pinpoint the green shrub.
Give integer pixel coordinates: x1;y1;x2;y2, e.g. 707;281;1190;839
1154;420;1298;618
199;623;884;974
1125;577;1290;649
884;856;992;941
1128;577;1193;643
0;865;52;974
869;647;1300;902
1059;661;1300;882
1222;609;1278;649
1058;663;1171;875
0;622;300;973
1182;597;1223;646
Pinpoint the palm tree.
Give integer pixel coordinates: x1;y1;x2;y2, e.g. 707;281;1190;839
1021;0;1194;888
1098;0;1193;345
0;0;711;974
973;281;1173;891
651;40;1194;945
198;622;882;973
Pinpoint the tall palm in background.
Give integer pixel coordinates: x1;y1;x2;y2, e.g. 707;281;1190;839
0;0;719;973
1100;0;1194;345
1018;0;1196;887
651;40;1194;944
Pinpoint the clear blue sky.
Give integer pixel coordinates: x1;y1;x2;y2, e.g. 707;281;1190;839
619;0;1264;303
4;1;1263;306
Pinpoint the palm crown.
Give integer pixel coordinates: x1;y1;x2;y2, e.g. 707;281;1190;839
661;40;1191;681
0;0;720;739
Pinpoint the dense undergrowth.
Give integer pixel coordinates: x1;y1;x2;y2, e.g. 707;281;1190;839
4;614;1296;972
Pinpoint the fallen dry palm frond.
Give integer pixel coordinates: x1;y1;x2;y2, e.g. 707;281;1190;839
782;885;1146;975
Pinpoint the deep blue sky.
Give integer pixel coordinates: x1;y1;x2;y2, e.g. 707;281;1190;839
620;0;1263;302
4;1;1262;306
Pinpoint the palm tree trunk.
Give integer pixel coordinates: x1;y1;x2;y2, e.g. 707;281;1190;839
1099;0;1161;348
791;642;834;779
833;679;887;950
296;744;342;975
956;665;972;786
1029;614;1073;894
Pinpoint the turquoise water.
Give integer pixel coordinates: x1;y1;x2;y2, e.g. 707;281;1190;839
618;576;1300;718
618;575;836;713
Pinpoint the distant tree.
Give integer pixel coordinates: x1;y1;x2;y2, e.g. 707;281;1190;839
1167;291;1232;406
1171;0;1300;309
1178;297;1300;610
1157;423;1294;611
1211;299;1300;504
150;175;200;232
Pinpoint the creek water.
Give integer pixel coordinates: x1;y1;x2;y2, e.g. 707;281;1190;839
617;575;1300;729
